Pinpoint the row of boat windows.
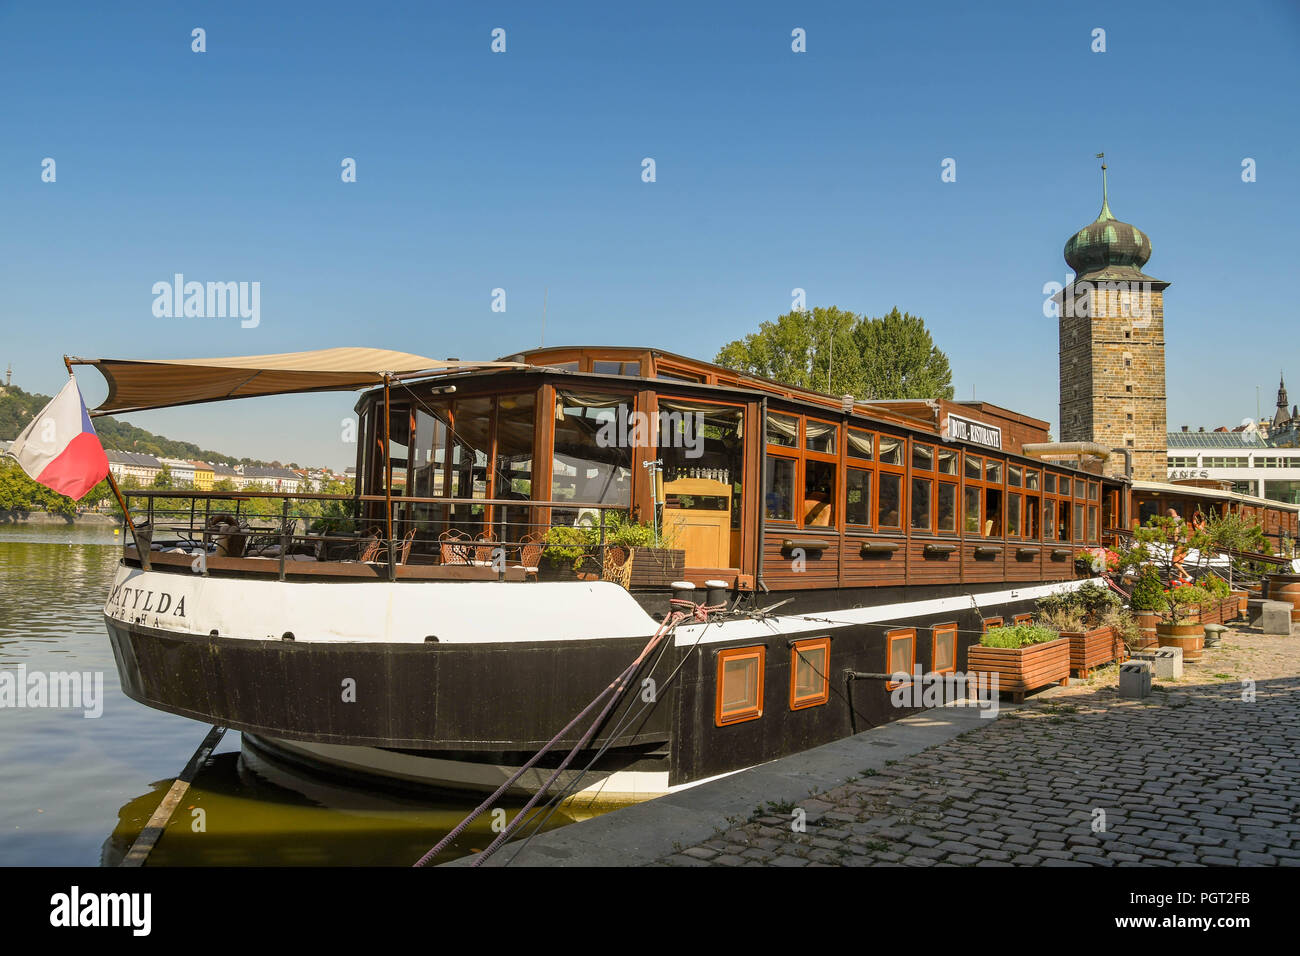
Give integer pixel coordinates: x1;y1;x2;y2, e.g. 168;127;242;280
715;626;967;726
763;412;1103;542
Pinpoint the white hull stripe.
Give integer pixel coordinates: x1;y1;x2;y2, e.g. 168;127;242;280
104;563;1098;648
672;578;1100;646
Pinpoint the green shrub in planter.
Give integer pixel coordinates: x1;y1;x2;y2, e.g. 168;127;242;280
1131;565;1166;612
980;624;1061;649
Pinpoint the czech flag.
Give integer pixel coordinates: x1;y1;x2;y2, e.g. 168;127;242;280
3;378;110;501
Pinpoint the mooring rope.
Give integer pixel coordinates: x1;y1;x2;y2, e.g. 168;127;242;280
412;601;723;867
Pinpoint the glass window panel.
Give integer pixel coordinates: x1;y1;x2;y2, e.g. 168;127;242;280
1026;496;1040;539
766;413;798;448
1089;482;1100;501
938;449;958;475
912;443;934;472
1058;500;1071;540
1007;494;1022;537
933;628;955;672
551;391;634;512
964;486;981;534
1044;499;1055;538
1008;465;1022;487
1074;504;1085;541
805;420;837;455
936;483;957;532
985;460;1002;485
659;400;746;565
804;460;837;527
1059;477;1071;497
1089;507;1099;541
794;646;826;700
846;468;872;525
721;658;758;711
965;455;983;480
592;360;641;376
879;436;903;465
1045;473;1057;494
847;428;874;460
494;393;536;540
911;478;932;530
889;633;914;675
877;473;902;528
1025;469;1039;491
765;456;796;521
984;488;1003;536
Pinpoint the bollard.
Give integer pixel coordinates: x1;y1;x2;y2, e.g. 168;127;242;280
1203;623;1228;648
1119;661;1152;699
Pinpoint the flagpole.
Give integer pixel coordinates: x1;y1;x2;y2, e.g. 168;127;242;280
63;356;151;571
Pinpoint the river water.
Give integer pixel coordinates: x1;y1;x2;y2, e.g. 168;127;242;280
0;525;591;866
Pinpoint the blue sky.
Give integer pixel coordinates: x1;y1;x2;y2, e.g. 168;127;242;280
2;0;1297;469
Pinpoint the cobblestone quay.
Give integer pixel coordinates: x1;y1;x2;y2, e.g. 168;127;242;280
657;627;1299;868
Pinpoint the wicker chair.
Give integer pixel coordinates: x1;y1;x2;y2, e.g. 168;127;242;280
601;545;636;590
439;529;473;566
473;534;497;566
514;531;544;581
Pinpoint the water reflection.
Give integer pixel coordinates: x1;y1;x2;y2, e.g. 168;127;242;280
101;739;593;866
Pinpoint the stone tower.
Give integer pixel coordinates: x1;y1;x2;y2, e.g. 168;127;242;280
1058;164;1169;481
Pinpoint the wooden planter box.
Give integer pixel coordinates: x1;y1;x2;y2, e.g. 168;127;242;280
967;637;1070;703
628;548;686;588
1157;620;1204;663
1061;625;1123;678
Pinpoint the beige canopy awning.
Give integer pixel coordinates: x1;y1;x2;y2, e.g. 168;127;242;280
68;347;528;415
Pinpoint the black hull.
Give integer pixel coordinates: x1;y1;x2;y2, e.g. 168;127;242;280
105;580;1054;789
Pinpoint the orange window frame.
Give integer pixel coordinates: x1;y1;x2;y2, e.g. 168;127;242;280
764;411;800;525
876;433;907;531
845;428;876;530
931;623;957;675
715;645;765;726
802;416;839;530
886;628;916;690
1013;613;1033;625
1005;491;1024;539
982;616;1004;632
910;439;936;533
789;637;831;710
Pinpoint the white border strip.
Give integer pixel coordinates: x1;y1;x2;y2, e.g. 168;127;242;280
672;578;1100;646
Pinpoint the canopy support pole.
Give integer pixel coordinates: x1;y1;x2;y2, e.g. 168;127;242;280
383;373;394;555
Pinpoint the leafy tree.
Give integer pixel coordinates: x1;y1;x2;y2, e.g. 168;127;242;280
715;306;862;396
151;462;173;489
715;305;953;400
852;308;954;400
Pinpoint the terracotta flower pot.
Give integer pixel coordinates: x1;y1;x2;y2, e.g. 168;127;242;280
1266;573;1300;623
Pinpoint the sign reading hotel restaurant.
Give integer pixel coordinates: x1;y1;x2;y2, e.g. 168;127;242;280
944;414;1002;450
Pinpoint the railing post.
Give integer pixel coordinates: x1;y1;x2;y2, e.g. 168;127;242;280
279;499;289;581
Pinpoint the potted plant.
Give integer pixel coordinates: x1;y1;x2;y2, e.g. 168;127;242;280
1156;585;1205;663
1129;564;1164;649
539;525;595;580
967;623;1070;703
